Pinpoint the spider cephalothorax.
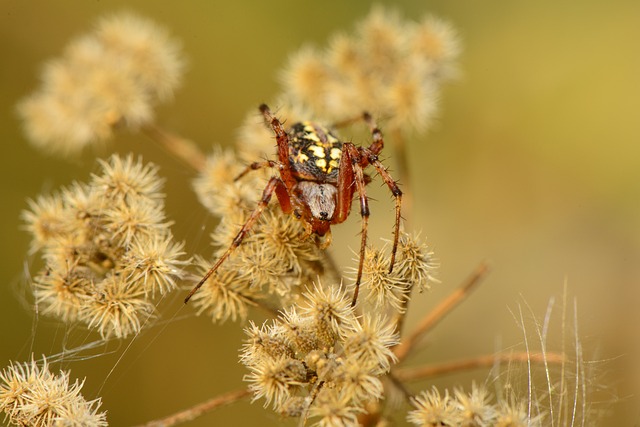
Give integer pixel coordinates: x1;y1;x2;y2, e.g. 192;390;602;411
186;104;402;306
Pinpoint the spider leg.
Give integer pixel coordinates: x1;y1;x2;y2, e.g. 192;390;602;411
341;143;371;307
362;111;384;156
234;160;281;181
359;112;402;271
259;104;298;192
185;176;284;303
361;147;403;273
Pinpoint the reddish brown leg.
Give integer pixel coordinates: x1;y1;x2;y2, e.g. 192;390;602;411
362;112;384;155
234;160;281;181
361;113;402;272
363;149;403;272
259;104;298;193
341;143;371;307
185;177;285;303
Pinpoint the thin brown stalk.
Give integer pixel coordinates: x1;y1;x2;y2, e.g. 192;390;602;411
394;351;566;382
133;388;251;427
142;123;206;171
242;294;281;318
394;262;490;362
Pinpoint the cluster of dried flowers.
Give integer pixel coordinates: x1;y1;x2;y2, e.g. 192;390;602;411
240;285;398;422
0;358;107;427
5;6;596;427
281;6;459;135
17;13;184;155
407;384;541;426
23;153;188;339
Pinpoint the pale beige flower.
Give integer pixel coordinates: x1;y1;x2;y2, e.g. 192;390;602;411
0;358;107;427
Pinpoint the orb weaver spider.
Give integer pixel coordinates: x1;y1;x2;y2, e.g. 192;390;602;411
185;104;402;306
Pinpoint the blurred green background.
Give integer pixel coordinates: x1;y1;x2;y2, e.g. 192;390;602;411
2;0;639;425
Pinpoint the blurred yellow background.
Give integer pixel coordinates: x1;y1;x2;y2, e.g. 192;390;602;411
1;0;639;425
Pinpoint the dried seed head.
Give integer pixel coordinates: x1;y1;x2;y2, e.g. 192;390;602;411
407;384;548;427
93;154;165;203
453;383;496;427
93;12;185;101
298;283;354;345
122;235;188;297
359;244;409;312
81;274;155;339
407;387;458;427
0;358;107;426
241;288;399;424
23;154;186;339
244;356;307;410
395;231;439;292
341;313;399;374
308;388;364;427
281;6;460;134
17;12;185;156
189;256;262;324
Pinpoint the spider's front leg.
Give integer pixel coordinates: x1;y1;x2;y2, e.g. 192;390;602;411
185;176;288;303
259;104;298;192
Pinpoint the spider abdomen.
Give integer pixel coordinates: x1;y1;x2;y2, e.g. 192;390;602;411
288;121;342;183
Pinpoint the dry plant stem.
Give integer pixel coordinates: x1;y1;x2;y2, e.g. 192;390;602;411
142;123;206;171
394;262;490;362
133;388;252;427
242;294;281;318
393;351;566;383
394;281;416;339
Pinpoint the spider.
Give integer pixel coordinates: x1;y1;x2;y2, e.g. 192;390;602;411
185;104;402;306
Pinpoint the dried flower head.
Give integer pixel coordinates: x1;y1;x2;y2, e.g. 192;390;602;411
281;6;459;134
407;384;546;427
357;232;438;313
24;154;188;338
407;387;458;427
17;12;185;155
188;256;263;323
0;357;107;426
240;283;398;424
453;383;496;426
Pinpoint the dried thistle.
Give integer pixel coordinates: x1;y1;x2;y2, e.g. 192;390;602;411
17;12;185;155
357;232;438;314
407;384;544;427
0;357;107;426
240;283;399;425
281;6;460;134
24;154;188;338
